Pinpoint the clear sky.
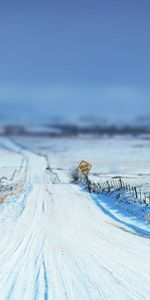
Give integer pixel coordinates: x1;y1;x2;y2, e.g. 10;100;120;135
0;0;150;123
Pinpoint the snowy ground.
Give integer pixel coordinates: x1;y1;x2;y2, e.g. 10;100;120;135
0;136;150;299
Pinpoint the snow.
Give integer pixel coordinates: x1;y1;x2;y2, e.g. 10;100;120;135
0;136;150;299
92;191;150;237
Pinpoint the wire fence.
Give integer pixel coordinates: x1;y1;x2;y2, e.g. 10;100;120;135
0;157;28;195
86;176;150;206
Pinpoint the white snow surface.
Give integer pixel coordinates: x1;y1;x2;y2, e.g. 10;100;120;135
0;137;150;299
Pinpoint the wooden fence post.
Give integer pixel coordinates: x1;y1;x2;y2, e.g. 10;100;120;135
134;187;138;199
119;178;123;189
107;181;110;192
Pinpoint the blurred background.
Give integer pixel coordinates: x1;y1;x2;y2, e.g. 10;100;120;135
0;0;150;133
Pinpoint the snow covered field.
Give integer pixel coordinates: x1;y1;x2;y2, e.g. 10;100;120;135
0;135;150;300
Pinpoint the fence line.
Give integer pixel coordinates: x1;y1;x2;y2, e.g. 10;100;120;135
86;177;150;206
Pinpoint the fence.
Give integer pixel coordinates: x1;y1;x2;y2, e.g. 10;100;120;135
0;157;28;196
85;176;150;206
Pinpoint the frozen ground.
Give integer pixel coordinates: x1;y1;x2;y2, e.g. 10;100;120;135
0;135;150;299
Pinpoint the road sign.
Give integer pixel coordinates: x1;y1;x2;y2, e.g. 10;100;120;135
77;160;92;175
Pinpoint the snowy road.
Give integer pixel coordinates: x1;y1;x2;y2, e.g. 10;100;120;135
0;139;150;300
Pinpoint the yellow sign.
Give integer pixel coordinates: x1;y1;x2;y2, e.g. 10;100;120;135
77;160;92;175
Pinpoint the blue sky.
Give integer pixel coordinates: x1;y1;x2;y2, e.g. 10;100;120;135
0;0;150;123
